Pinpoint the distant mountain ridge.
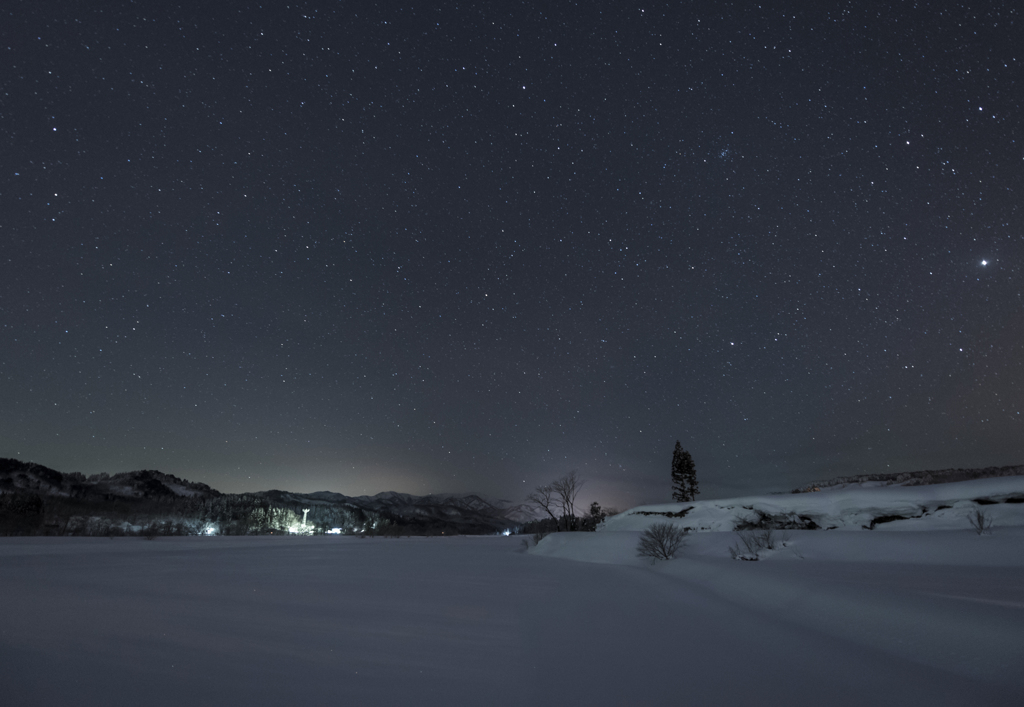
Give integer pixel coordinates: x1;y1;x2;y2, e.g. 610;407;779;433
792;465;1024;493
0;458;531;536
0;459;221;500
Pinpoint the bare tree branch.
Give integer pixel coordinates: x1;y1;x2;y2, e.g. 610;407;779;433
526;484;559;523
551;470;584;530
526;471;586;532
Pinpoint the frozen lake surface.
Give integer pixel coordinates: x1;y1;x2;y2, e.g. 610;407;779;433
2;532;1022;705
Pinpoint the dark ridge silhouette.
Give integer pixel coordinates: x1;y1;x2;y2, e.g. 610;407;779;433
0;458;530;537
793;465;1024;493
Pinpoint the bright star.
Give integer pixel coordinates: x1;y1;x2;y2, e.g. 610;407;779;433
981;260;988;266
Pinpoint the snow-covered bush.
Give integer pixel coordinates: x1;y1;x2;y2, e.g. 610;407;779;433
967;509;993;535
729;528;787;560
636;522;689;562
734;509;817;531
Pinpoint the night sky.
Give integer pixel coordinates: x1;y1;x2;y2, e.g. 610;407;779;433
2;1;1021;508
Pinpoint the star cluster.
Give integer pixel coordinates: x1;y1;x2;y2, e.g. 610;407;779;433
2;2;1021;505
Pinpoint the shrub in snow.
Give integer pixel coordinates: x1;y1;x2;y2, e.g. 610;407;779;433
967;509;993;535
734;509;817;531
729;528;787;561
636;522;689;562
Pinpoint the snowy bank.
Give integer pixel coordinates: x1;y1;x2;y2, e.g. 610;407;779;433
599;475;1024;533
529;522;1024;692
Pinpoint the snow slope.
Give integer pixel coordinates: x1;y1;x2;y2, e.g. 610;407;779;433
600;475;1024;532
532;527;1024;684
526;478;1024;700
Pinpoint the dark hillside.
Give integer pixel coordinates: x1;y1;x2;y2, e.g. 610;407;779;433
0;458;526;536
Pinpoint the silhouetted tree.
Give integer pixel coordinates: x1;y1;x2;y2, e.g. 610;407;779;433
552;470;584;530
671;441;699;502
526;483;559;526
526;471;585;531
580;501;607;531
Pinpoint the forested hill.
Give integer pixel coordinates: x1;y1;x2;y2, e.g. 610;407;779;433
0;458;529;537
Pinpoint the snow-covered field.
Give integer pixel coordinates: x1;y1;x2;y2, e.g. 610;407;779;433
2;479;1022;706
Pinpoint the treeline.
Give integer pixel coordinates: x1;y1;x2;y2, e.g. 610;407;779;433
0;491;45;535
519;470;614;537
516;506;608;536
0;490;389;537
1;459;530;537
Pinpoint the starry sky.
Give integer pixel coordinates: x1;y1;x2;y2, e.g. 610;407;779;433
2;1;1021;508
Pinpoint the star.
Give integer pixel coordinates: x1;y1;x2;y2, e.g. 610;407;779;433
2;1;1020;502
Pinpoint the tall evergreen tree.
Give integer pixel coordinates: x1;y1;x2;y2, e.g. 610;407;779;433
685;452;699;501
671;441;698;502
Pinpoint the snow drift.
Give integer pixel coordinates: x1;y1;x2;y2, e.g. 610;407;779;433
599;475;1024;533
